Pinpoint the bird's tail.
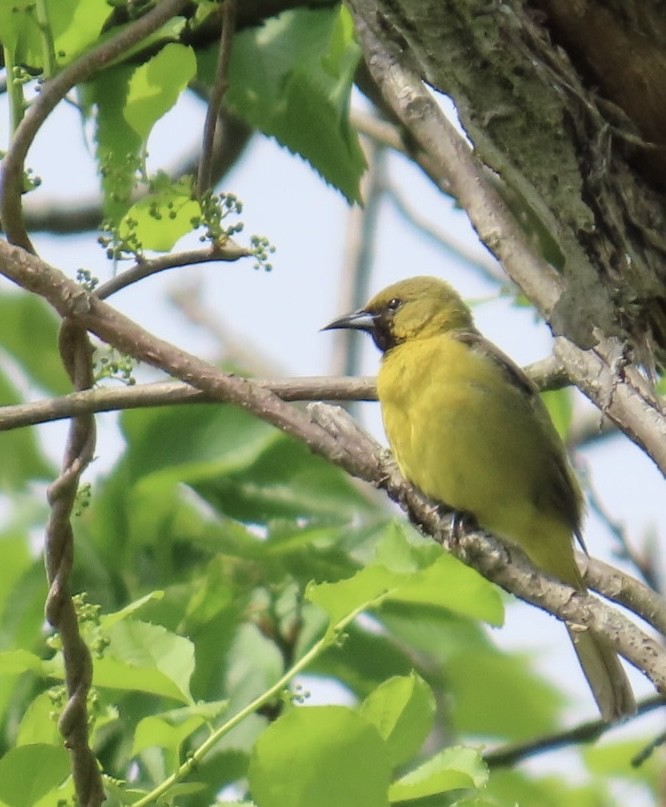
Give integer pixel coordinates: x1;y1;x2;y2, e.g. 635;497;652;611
566;624;636;721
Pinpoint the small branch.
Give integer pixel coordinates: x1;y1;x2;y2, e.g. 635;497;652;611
0;0;191;251
579;554;666;637
331;140;385;380
384;185;504;284
0;358;567;433
485;694;666;768
0;377;378;430
95;242;250;300
583;470;661;592
196;0;237;198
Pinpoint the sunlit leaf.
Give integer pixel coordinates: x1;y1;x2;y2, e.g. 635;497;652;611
249;706;390;807
389;746;488;801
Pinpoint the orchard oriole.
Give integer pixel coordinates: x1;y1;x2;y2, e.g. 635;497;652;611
325;276;635;720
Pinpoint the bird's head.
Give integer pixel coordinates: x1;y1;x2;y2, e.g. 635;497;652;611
323;276;476;353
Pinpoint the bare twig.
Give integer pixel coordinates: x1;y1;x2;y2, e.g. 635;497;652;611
0;240;664;696
583;472;660;592
95;242;250;300
331;140;384;380
0;0;191;251
384;185;504;283
579;554;666;637
485;694;666;768
0;358;567;433
0;377;378;431
196;0;237;198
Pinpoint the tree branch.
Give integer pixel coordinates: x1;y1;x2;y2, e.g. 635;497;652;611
346;2;666;478
485;694;666;768
0;0;191;251
95;243;250;300
196;0;237;198
0;239;663;698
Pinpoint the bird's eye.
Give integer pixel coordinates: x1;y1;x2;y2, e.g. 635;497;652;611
387;298;401;312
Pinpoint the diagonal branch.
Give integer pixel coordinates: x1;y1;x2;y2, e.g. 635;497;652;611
485;694;666;768
0;238;663;697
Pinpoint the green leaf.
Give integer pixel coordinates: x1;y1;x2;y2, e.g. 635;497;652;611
133;715;205;758
124;43;197;139
100;590;165;630
93;619;195;703
84;63;143;219
388;554;504;627
306;565;403;638
49;0;111;66
119;177;200;251
359;673;435;768
0;744;70;807
249;706;390;807
0;1;42;66
388;746;488;802
219;6;365;202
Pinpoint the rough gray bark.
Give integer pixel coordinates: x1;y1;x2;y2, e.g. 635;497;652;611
349;0;666;368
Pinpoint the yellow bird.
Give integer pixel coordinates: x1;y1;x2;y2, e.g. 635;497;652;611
325;275;635;720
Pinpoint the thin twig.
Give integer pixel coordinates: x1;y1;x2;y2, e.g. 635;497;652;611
196;0;236;198
0;377;378;431
485;694;666;768
0;0;191;251
579;554;666;636
384;185;504;283
331;140;385;381
581;465;660;592
0;358;568;433
95;242;250;300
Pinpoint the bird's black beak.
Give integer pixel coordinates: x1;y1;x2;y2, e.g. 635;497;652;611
322;308;378;333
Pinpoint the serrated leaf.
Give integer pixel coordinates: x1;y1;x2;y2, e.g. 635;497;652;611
388;746;488;802
306;565;403;638
249;706;390;807
220;7;365;202
99;590;165;630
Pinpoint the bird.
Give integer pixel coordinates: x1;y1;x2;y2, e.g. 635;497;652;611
324;275;635;721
